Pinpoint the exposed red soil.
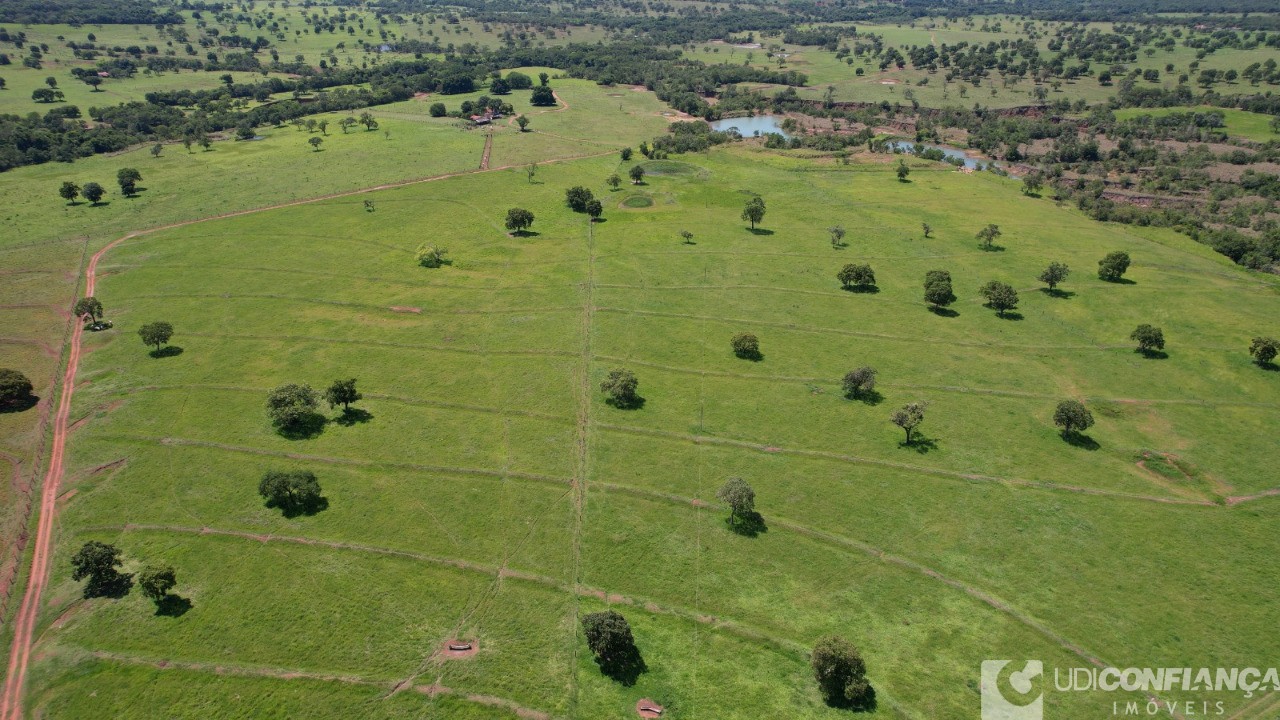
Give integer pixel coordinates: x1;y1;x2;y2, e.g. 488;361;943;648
637;698;665;718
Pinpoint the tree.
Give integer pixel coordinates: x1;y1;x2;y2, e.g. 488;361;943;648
324;378;362;411
828;225;846;248
490;77;510;95
505;207;535;234
922;222;932;238
1131;324;1165;354
85;75;102;91
895;159;911;182
1022;171;1045;196
890;402;926;444
731;332;760;360
31;87;62;103
359;112;378;131
607;174;622;190
600;368;640;408
117;167;142;196
811;636;873;709
429;102;447;117
924;270;956;310
82;182;105;204
417;244;448;267
581;610;641;678
1249;337;1279;366
741;196;766;230
339;117;357;133
979;281;1019;317
565;186;594;212
150;143;163;158
628;165;645;185
0;369;34;408
586;199;603;222
318;120;328;136
235;122;256;141
70;541;130;598
1038;262;1070;292
620;147;633;161
837;264;876;290
74;296;104;324
59;181;80;204
515;114;529;131
1053;400;1094;437
137;564;177;602
842;367;877;399
976;223;1002;250
524;163;538;184
199;135;213;151
716;477;755;527
137;321;174;352
530;85;555;106
258;469;324;515
1098;251;1131;282
679;230;694;245
265;383;320;431
308;136;323;151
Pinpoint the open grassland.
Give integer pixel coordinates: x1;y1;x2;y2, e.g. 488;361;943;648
18;143;1280;718
1114;106;1279;142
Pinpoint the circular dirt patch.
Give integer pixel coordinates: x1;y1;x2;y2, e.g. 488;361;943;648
440;639;479;659
622;195;654;208
636;698;664;718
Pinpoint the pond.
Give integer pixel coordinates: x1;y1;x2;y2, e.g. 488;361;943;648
888;140;1014;175
708;115;791;138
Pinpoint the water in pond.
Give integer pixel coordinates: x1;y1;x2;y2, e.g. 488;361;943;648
888;140;1015;175
708;115;791;138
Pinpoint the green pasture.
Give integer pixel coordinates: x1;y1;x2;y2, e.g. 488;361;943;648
1114;106;1279;142
18;141;1279;717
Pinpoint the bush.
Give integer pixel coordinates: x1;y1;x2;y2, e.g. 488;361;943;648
0;368;34;408
416;244;448;268
1098;251;1131;281
812;636;874;709
841;367;877;399
428;102;446;117
731;332;760;359
265;383;320;431
837;263;876;289
600;368;640;408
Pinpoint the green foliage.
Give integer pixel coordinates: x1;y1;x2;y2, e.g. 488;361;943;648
1038;261;1070;291
117;167;142;196
565;186;595;212
600;368;640;408
70;541;130;599
265;383;320;431
505;207;535;233
837;263;876;289
586;199;603;220
1249;337;1279;366
530;85;556;106
979;280;1019;317
1098;251;1131;281
1053;400;1095;436
731;332;760;359
841;367;877;399
923;269;956;309
0;368;34;407
137;321;173;351
137;564;177;602
890;401;927;444
429;102;447;117
716;477;756;526
811;636;873;709
81;181;105;204
74;296;104;323
607;174;622;190
258;469;325;516
581;610;640;679
895;159;911;182
976;223;1002;250
324;378;362;411
1131;324;1165;353
628;165;645;184
59;181;80;203
828;225;846;247
515;114;530;131
741;196;766;229
416;244;448;268
620;147;633;161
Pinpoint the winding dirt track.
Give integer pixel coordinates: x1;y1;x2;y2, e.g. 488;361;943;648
0;149;615;720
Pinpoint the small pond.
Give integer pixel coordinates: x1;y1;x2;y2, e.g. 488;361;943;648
708;115;791;138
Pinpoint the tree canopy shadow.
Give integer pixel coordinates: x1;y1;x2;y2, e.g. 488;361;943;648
85;572;134;599
898;435;938;454
149;345;183;358
1136;348;1169;360
0;393;39;414
746;228;774;236
727;511;768;538
1257;361;1279;372
1062;432;1100;451
597;646;648;686
842;284;880;294
510;230;540;238
826;685;878;713
269;493;329;519
155;594;193;617
979;244;1006;252
276;413;327;440
333;407;373;426
993;310;1024;321
1103;277;1137;285
927;306;959;318
734;350;764;362
845;389;883;406
605;395;646;410
1040;288;1075;299
591;217;608;224
89;201;111;208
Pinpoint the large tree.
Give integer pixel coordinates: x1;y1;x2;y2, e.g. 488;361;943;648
842;367;877;399
976;223;1002;250
265;383;320;431
1249;336;1279;366
137;321;173;352
600;368;640;408
890;402;927;444
1098;251;1131;282
741;196;766;230
505;207;535;234
731;332;760;360
530;85;555;106
895;159;910;182
1038;261;1070;292
59;181;80;204
581;610;641;679
138;564;177;602
837;263;876;290
716;477;755;528
117;167;142;196
73;296;104;325
565;186;594;213
82;182;105;204
979;281;1019;317
1053;400;1095;437
811;635;873;709
259;469;324;516
70;541;131;598
628;165;646;185
1131;324;1165;354
923;270;955;310
0;368;34;408
324;378;362;411
586;199;604;222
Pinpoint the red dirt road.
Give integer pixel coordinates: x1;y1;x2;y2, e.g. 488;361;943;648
0;235;123;720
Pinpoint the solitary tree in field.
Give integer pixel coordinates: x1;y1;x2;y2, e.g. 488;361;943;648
150;143;163;158
979;281;1019;317
339;117;357;134
1098;251;1131;282
581;610;642;680
137;321;174;353
1130;324;1165;355
0;369;34;409
895;159;911;182
308;136;323;151
73;296;104;325
842;367;877;400
138;564;177;603
921;222;932;238
82;182;105;204
526;163;537;183
59;181;80;204
837;264;876;291
1053;400;1094;438
1038;261;1070;293
600;368;640;408
505;207;535;234
976;223;1002;250
586;199;604;222
731;332;761;360
318;120;328;135
629;165;645;185
265;383;320;432
741;196;766;230
530;85;555;106
70;541;131;598
565;186;594;212
416;244;448;268
607;174;622;190
515;114;529;131
828;225;846;248
812;636;874;709
117;167;142;196
1022;171;1045;196
679;230;694;245
258;469;325;516
1249;336;1279;366
923;270;956;311
620;147;633;161
324;378;362;411
890;401;927;444
716;477;755;528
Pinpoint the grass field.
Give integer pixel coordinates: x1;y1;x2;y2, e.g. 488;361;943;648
10;139;1278;717
1113;106;1279;142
